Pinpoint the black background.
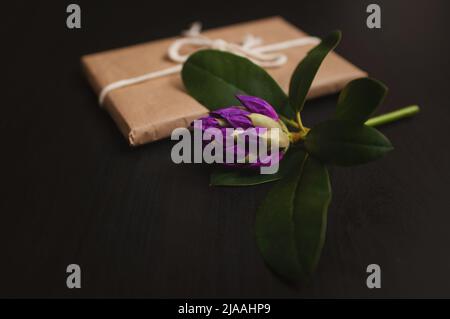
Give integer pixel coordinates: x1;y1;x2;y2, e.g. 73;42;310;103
1;0;449;298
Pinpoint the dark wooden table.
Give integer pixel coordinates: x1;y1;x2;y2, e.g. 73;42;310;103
1;0;449;298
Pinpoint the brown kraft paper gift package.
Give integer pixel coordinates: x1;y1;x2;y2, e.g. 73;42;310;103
82;16;367;146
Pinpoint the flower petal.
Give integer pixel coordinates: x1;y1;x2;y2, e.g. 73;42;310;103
194;115;222;130
211;106;253;128
236;95;279;120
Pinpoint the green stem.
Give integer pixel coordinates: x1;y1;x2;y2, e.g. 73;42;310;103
365;105;420;127
280;115;300;129
282;105;420;137
296;112;307;132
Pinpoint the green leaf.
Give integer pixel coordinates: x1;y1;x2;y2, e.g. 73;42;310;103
255;150;331;281
335;78;388;123
182;49;293;117
289;31;341;113
210;147;304;186
210;167;280;186
305;120;393;166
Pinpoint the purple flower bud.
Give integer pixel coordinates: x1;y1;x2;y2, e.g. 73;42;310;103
192;95;290;169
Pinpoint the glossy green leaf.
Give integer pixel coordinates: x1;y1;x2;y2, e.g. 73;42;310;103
182;49;293;117
289;31;341;113
255;150;332;281
335;78;388;123
305;120;393;166
210;147;304;186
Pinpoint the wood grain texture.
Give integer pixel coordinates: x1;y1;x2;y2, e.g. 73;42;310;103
1;0;450;297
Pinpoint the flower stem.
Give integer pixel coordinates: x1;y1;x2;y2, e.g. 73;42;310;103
287;112;310;143
280;115;300;129
283;105;420;142
365;105;420;127
296;112;307;132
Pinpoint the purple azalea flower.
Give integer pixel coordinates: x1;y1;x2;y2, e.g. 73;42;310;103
192;95;290;168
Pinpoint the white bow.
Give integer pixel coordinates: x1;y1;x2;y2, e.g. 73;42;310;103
99;22;320;105
169;22;300;67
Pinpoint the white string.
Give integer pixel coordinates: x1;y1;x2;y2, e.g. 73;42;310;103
98;22;320;105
